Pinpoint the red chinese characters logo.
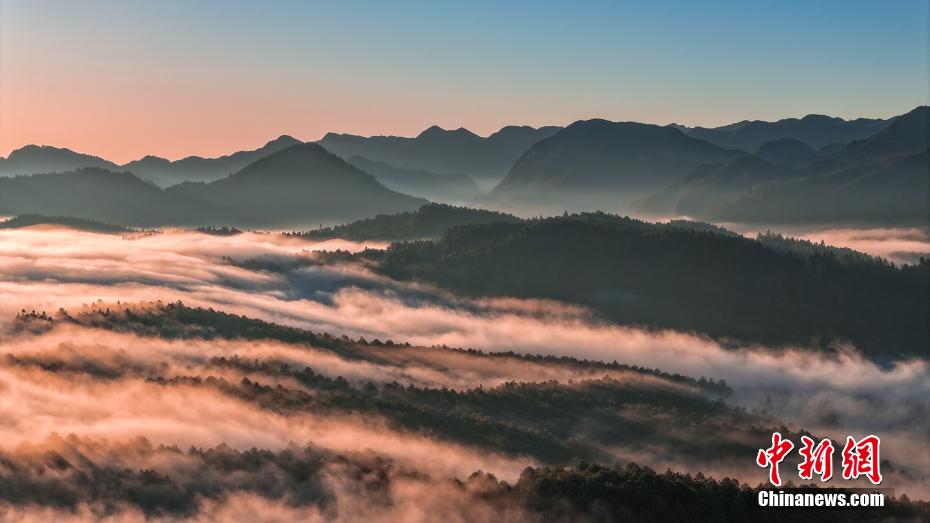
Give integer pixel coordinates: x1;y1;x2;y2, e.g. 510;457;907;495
757;433;881;485
841;435;882;485
756;432;795;486
797;436;834;481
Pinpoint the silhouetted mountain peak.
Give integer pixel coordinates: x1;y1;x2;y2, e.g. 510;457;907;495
156;142;427;226
561;118;696;145
130;155;171;165
8;144;88;159
488;125;562;140
492;125;535;134
0;144;118;176
417;125;447;138
800;114;842;123
9;144;44;154
898;105;929;120
684;112;893;152
265;135;302;148
318;124;561;187
491;118;741;207
416;125;480;140
231;142;345;179
843;105;929;157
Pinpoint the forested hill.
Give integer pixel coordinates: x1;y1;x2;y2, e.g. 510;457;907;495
288;203;520;241
0;214;133;233
366;213;929;357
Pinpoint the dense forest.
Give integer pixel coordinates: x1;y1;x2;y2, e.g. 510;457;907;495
0;213;133;233
287;203;521;241
359;213;928;357
0;437;925;522
9;303;922;522
14;303;755;466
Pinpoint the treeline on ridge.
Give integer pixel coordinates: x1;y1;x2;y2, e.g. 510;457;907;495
360;212;929;357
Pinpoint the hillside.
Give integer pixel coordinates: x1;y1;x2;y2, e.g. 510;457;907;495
754;137;816;165
366;213;928;357
0;144;428;227
0;214;133;233
642;106;929;225
713;148;929;225
684;114;889;152
348;155;482;202
319;124;560;188
640;156;797;217
0;145;119;176
0;168;213;226
168;143;428;227
490;119;743;210
842;105;929;158
9;302;927;521
123;135;303;186
290;203;520;241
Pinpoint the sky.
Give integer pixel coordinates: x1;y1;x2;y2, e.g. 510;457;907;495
0;0;927;163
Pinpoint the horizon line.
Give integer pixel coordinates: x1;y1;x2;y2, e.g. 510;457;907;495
1;104;922;163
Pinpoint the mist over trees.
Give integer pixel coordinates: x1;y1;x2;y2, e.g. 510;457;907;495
364;213;929;357
2;437;926;522
288;203;521;241
4;303;928;521
1;106;925;228
2;104;928;521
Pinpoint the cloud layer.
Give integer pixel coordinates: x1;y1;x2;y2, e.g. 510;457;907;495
1;226;928;503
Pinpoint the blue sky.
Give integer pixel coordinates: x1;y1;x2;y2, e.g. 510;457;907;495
1;0;927;161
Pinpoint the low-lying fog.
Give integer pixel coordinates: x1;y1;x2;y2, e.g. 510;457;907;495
1;225;928;505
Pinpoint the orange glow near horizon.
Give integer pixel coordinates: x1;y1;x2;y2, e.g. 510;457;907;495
0;81;563;163
1;76;596;163
1;0;924;164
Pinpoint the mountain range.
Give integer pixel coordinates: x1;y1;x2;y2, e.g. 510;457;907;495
680;114;890;152
488;119;744;209
319;124;561;189
368;212;928;357
166;143;426;227
645;106;929;225
0;143;426;227
347;156;482;203
1;106;924;227
123;135;304;186
0;145;119;177
0;136;303;187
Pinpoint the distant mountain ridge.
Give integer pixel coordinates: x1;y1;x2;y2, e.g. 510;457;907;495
682;114;890;152
0;145;119;176
754;137;816;165
167;143;427;227
0;143;427;227
368;212;928;356
290;203;520;241
0;136;305;187
643;106;929;225
0;214;133;233
347;156;482;203
2;108;923;226
319;124;561;189
489;119;743;209
123;135;304;186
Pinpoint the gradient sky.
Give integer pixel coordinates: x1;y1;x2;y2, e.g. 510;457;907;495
1;0;927;163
